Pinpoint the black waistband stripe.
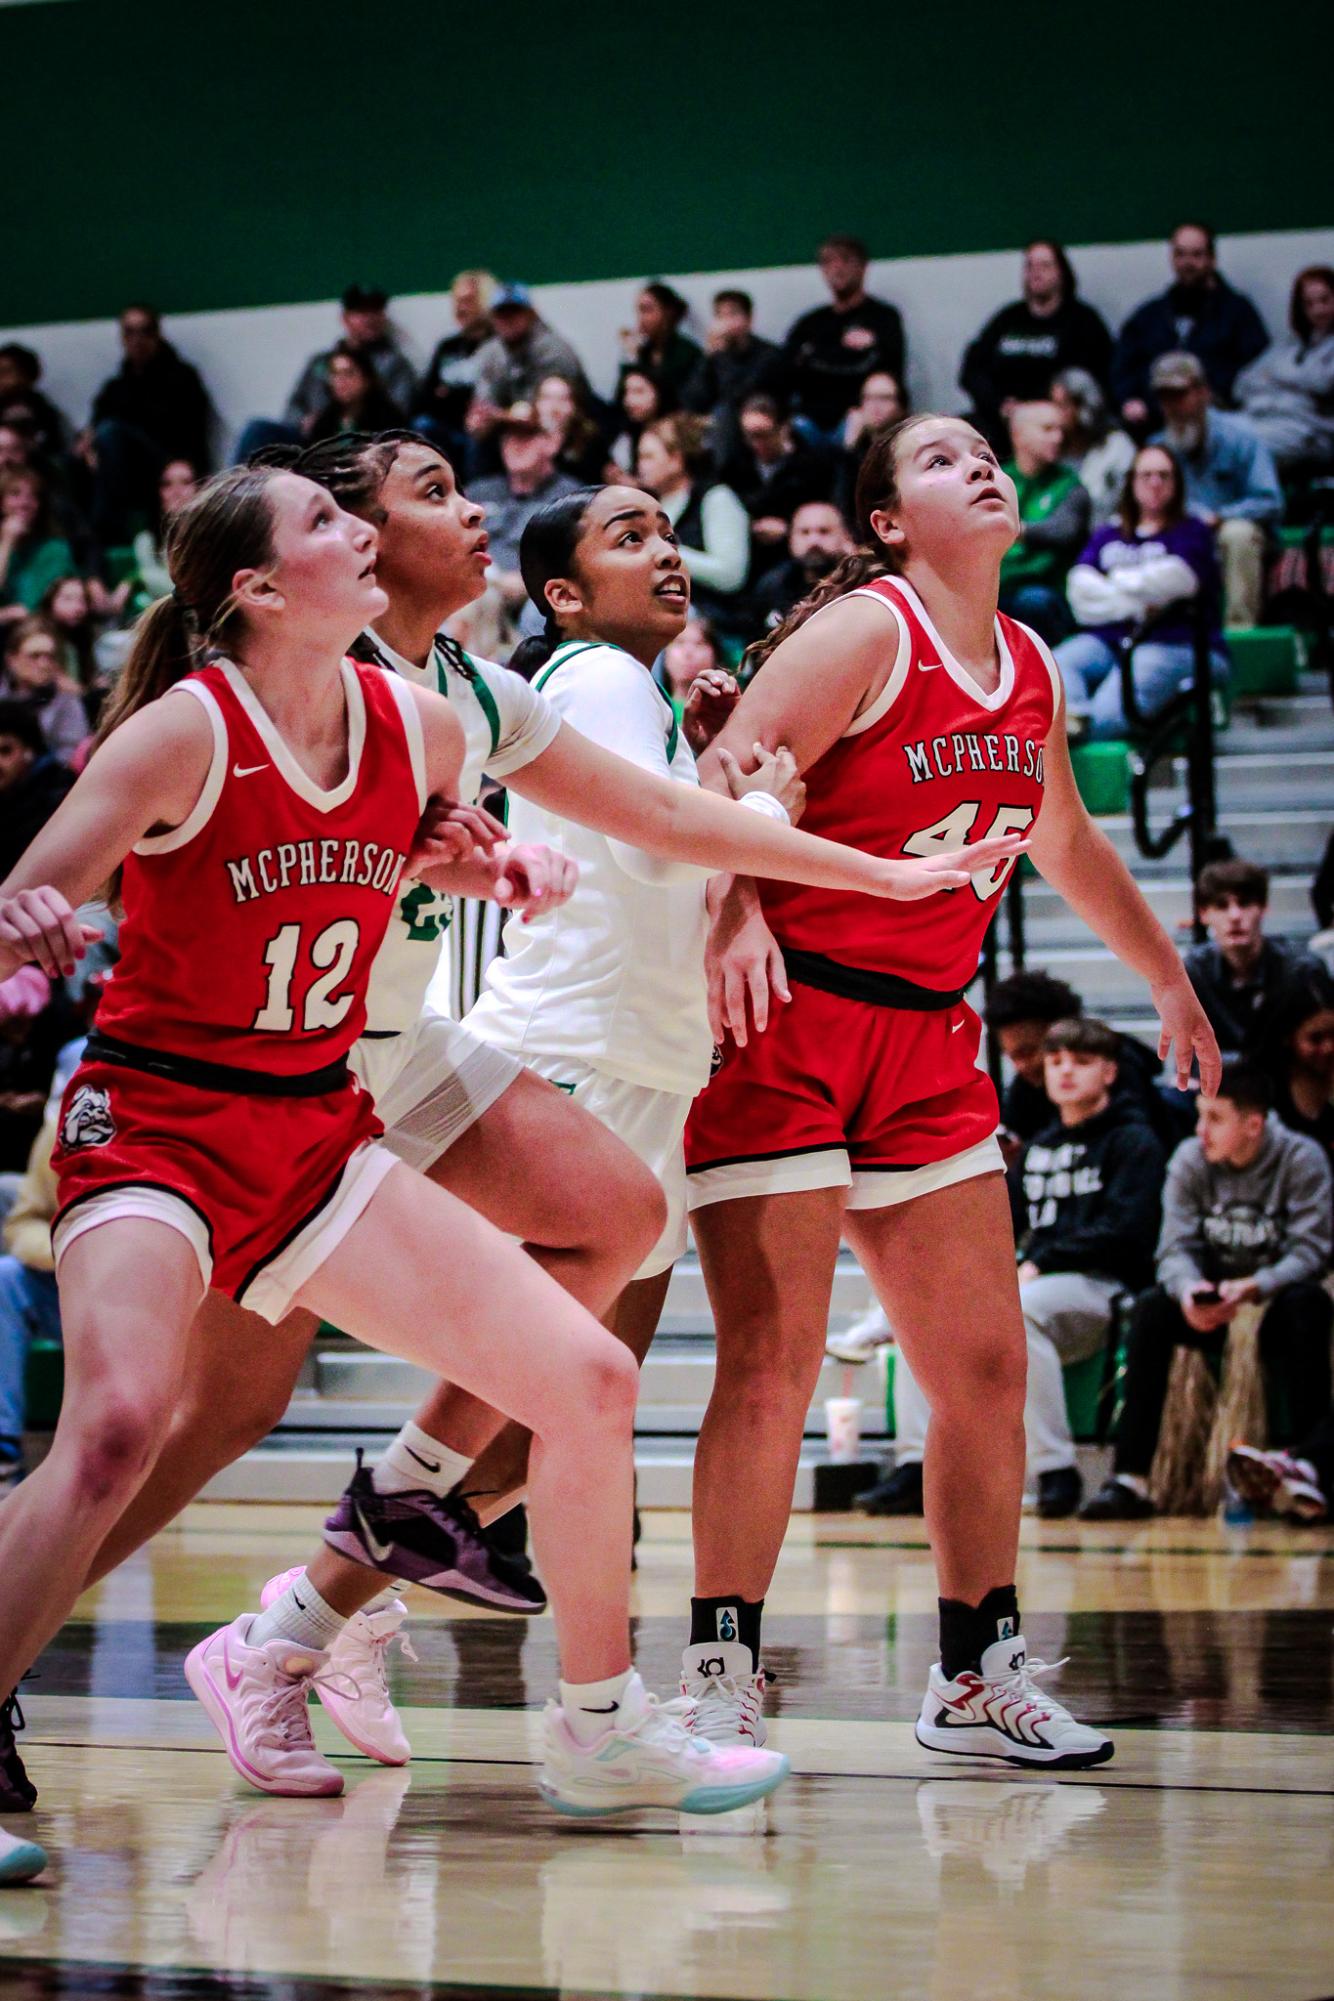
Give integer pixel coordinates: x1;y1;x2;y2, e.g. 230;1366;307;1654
779;948;967;1012
85;1032;351;1100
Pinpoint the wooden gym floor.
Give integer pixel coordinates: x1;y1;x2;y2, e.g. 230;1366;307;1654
2;1503;1332;2001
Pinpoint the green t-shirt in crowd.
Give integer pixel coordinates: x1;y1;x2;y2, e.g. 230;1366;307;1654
1000;462;1082;588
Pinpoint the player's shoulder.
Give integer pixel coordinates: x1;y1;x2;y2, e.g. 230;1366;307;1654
532;638;636;688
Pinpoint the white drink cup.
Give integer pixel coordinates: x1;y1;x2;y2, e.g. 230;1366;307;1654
824;1396;863;1465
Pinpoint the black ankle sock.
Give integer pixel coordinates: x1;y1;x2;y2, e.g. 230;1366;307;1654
938;1585;1021;1681
690;1594;763;1668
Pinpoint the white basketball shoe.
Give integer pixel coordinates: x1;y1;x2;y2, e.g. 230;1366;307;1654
680;1640;768;1746
540;1672;788;1817
915;1633;1113;1769
261;1568;415;1766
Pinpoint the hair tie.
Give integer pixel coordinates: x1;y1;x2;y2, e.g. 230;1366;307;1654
171;587;194;619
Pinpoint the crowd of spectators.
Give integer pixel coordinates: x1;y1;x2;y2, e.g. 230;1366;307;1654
3;223;1327;716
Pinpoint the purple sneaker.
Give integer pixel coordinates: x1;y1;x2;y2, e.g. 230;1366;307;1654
0;1688;36;1813
322;1451;547;1614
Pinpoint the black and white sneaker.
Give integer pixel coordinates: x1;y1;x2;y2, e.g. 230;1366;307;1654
915;1634;1113;1770
323;1453;547;1614
0;1688;37;1812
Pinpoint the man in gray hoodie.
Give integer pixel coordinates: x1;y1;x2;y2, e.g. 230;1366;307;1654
1082;1061;1332;1519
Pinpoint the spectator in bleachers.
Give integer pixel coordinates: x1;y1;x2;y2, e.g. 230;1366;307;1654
0;426;31;479
618;283;703;405
1184;859;1330;1056
0;1114;60;1493
1234;265;1334;480
0;619;88;764
1261;978;1334;1172
659;615;727;717
467;285;589;447
303;343;407;446
83;305;212;542
726;394;838;563
0;701;73;879
0;346;68;462
753;498;854;631
125;456;198;609
683;289;783;465
636;414;751;639
838;369;907;512
1055;441;1227;738
1010;1017;1166;1517
0;969;58;1187
468;404;582;642
39;576;97;691
237;285;416;462
997;401;1091;642
1050;368;1136;525
534;374;609;485
0;470;76;618
1082;1061;1332;1520
606;365;677;475
960;241;1113;448
1111;223;1269;429
413;270;495;457
985;966;1191;1158
781;235;906;444
867;1016;1164;1519
1149;351;1282;627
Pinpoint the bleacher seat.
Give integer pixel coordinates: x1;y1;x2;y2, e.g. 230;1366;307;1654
1225;625;1302;699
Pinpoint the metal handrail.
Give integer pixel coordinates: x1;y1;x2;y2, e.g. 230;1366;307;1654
1123;597;1220;917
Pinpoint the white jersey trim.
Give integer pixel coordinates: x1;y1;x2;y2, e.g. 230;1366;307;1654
1021;623;1066;725
219;659;367;813
891;577;1016;713
133;679;228;856
380;669;428;812
844;588;912;736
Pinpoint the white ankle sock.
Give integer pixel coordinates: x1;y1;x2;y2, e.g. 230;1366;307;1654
560;1666;637;1746
248;1574;348;1655
373;1422;474;1500
1116;1473;1150;1499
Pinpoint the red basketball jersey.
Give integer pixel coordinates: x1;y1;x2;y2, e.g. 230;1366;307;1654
94;659;427;1076
758;576;1060;991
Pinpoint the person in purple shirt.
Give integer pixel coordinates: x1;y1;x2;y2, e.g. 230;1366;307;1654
1053;442;1228;739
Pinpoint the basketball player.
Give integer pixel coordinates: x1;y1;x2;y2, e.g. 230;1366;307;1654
678;414;1221;1768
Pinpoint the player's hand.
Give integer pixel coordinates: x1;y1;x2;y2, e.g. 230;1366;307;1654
1153;971;1221;1096
717;743;806;821
0;887;101;980
488;841;579;924
408;797;507;875
871;833;1030;901
682;669;739;755
704;877;790;1047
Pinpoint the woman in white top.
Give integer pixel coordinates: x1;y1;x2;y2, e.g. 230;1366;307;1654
636;415;752;637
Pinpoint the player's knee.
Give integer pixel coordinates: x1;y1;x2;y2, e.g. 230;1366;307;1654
936;1335;1027;1420
66;1394;167;1506
718;1347;823;1430
622;1164;668;1265
575;1337;639;1429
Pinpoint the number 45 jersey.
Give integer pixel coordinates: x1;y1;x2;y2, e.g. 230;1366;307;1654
93;659;428;1077
756;576;1062;992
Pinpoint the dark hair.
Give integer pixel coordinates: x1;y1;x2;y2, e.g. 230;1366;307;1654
121;303;161;331
744;413;938;674
0;344;41;385
1216;1059;1272;1116
509;485;603;678
1043;1015;1119;1062
641;413;713;481
0;465;54;542
740;393;782;424
3;613;60;665
1290;265;1334;342
1197;857;1269;909
618;365;678;424
641;281;689;327
1171;222;1217;255
0;697;45;756
1025;239;1077;299
984;968;1083;1031
38;574;96;687
714;288;753;316
820;233;869;263
1118;442;1186;537
257;427;440;524
1264;973;1334;1066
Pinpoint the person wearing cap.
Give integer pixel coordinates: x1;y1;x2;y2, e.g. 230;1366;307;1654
234;285;417;462
466;286;590;449
1111;224;1268;430
467;402;582;642
1148;351;1282;627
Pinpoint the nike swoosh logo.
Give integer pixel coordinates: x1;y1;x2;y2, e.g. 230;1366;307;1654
405;1446;442;1474
352;1496;396;1565
917;659;942;671
223;1635;245;1691
292;1592;307;1612
951;1018;965;1032
581;1702;621;1714
233;763;269;778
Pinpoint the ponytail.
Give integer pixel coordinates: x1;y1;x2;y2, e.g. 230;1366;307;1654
509;607;563;682
743;548;892;677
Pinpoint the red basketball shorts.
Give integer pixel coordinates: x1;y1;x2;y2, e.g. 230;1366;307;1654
51;1055;397;1323
684;979;1002;1211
